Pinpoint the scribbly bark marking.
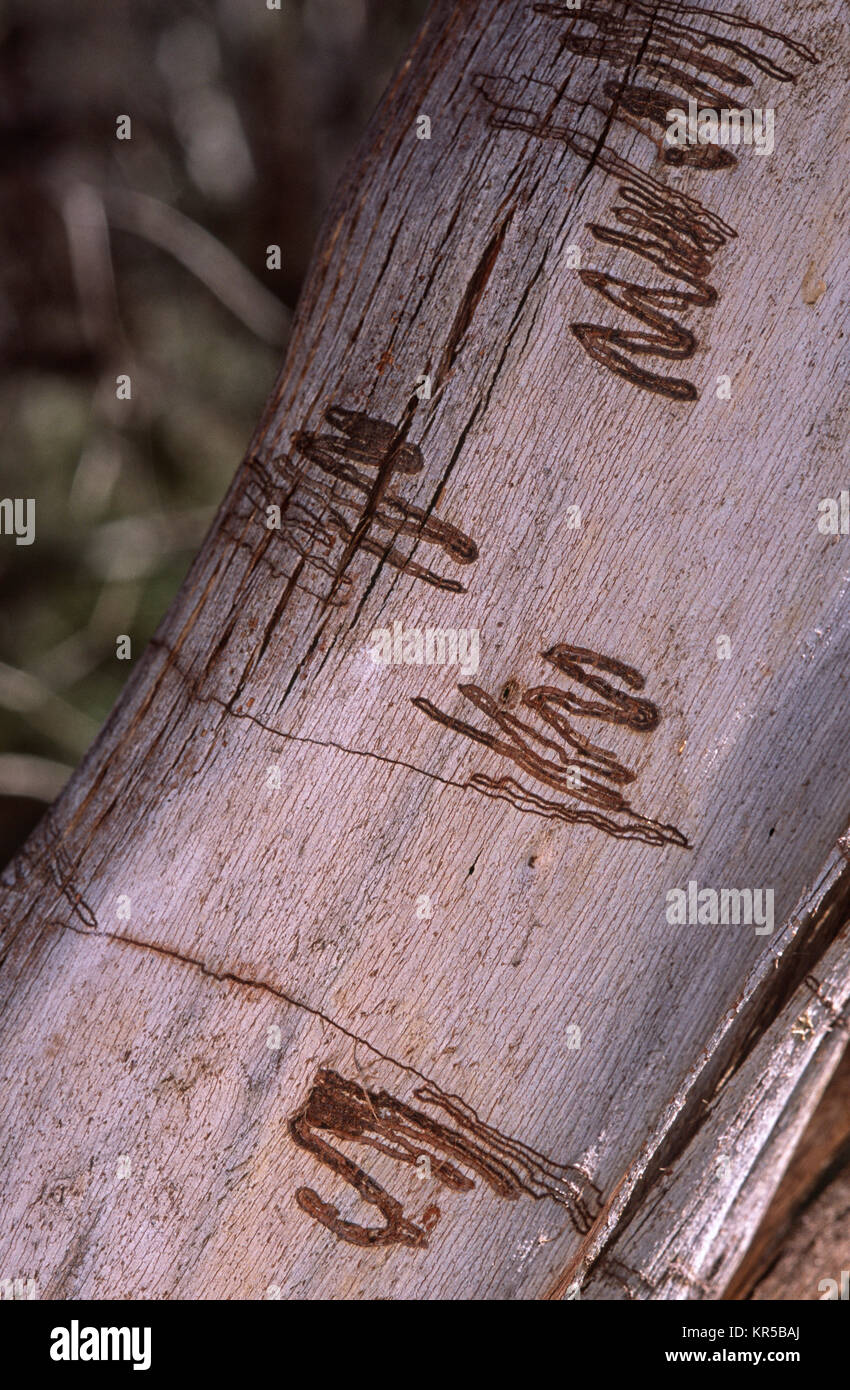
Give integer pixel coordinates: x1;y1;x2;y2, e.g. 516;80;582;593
413;643;688;848
288;1068;601;1248
477;1;817;400
238;406;478;606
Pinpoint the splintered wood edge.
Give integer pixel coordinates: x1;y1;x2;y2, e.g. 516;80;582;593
546;843;850;1299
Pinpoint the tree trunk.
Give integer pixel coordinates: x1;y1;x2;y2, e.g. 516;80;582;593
1;0;849;1300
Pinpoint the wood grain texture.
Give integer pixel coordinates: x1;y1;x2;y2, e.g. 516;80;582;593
570;850;850;1299
1;0;848;1299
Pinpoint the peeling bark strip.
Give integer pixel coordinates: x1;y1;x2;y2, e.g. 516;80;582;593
288;1069;601;1248
414;644;688;847
477;1;817;400
241;406;478;603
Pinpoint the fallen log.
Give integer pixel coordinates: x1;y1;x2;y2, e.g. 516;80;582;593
1;0;848;1299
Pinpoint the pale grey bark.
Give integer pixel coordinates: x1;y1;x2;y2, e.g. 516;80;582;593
0;0;848;1299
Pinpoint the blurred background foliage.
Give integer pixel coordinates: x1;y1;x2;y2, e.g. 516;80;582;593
0;0;427;859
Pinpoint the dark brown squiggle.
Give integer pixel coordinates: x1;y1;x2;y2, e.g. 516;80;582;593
238;449;354;606
413;643;688;847
533;1;817;103
477;1;817;399
600;82;738;171
293;407;478;574
289;1068;601;1248
474;72;732;400
244;406;478;601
